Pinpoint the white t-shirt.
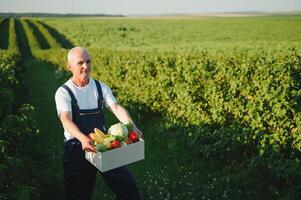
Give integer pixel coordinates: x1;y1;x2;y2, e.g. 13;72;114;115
55;78;117;140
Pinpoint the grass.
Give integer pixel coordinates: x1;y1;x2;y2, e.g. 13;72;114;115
22;57;66;199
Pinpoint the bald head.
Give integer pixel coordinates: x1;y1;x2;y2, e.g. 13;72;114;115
67;47;90;63
67;47;92;85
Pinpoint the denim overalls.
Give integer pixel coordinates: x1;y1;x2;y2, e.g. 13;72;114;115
62;80;140;200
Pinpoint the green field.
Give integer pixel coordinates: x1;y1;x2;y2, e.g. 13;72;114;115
1;15;301;200
43;15;301;53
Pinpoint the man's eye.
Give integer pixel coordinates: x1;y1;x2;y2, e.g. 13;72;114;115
78;61;84;65
86;59;91;64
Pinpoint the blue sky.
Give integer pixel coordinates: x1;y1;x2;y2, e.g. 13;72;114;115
0;0;301;15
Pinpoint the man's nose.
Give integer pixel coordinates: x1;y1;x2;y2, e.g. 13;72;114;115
82;62;90;69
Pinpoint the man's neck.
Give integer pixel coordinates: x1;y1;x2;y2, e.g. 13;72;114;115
72;77;90;87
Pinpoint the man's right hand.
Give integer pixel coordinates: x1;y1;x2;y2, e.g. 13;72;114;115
80;136;96;153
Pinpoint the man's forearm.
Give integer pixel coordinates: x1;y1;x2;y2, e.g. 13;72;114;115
110;104;143;136
62;118;87;142
60;113;96;152
111;104;135;125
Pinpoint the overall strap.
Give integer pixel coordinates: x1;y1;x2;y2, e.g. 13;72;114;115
61;84;79;111
94;80;104;109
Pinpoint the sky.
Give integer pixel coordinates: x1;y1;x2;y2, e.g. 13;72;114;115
0;0;301;15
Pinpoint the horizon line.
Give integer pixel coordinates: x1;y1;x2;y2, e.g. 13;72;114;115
0;10;301;17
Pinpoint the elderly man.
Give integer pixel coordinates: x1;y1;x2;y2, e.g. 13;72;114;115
55;47;141;200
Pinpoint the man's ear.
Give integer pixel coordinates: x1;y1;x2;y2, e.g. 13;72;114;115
67;63;72;71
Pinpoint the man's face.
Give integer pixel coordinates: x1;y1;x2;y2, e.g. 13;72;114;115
68;50;91;81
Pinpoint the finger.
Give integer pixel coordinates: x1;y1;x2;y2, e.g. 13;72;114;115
91;146;96;152
84;145;95;152
85;148;95;153
89;140;95;146
88;144;96;152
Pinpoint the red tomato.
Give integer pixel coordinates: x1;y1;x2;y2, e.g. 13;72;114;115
111;140;121;149
128;131;139;143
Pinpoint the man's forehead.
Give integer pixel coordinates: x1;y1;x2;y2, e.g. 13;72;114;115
70;51;90;62
68;47;90;62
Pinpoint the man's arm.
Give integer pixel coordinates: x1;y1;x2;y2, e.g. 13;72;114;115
60;111;96;152
109;103;143;137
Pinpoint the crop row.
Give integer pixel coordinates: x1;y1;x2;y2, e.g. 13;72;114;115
0;18;39;199
36;47;301;150
93;49;301;198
